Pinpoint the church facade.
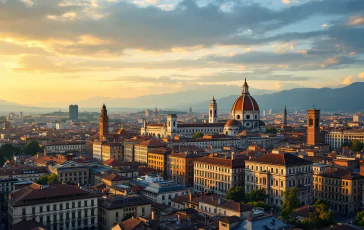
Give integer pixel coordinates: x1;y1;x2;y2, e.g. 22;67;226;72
141;79;266;138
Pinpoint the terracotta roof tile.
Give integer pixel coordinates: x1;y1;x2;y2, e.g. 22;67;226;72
246;153;312;166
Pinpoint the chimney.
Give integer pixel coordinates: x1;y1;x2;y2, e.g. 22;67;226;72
189;191;193;201
151;211;155;220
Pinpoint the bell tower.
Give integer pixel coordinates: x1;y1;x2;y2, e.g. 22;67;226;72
99;104;109;140
282;106;288;127
209;97;218;123
307;107;320;146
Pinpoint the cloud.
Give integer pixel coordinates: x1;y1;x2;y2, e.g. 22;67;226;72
348;16;364;25
1;0;364;56
13;55;87;73
342;76;353;85
358;72;364;79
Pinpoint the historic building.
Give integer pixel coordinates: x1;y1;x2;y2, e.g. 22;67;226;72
98;194;152;230
140;79;266;138
193;153;246;196
245;153;313;207
307;108;321;146
8;183;98;230
313;168;364;214
147;147;172;177
47;161;89;185
282;106;288;127
99;104;109;141
167;152;204;186
325;130;364;150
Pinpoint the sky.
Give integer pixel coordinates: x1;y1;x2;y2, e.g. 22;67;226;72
0;0;364;106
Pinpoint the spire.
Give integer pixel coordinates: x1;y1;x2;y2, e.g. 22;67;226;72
242;78;249;95
211;96;216;103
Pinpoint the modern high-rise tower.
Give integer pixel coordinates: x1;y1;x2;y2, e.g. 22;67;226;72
209;97;218;123
99;104;109;140
69;105;78;120
307;108;320;146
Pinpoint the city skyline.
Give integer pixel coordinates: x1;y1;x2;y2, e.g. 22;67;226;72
1;0;364;106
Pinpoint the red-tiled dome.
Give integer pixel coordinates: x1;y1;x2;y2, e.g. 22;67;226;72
232;95;260;112
225;119;241;127
231;79;260;113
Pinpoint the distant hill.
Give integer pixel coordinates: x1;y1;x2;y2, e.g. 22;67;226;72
75;85;274;109
187;82;364;112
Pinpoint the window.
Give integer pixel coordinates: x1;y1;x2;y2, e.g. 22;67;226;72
32;207;35;214
84;200;87;206
22;208;26;215
40;206;43;212
91;199;94;206
78;201;81;207
116;212;119;218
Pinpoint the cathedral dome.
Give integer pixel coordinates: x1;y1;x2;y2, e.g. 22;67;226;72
225;119;241;127
231;79;260;114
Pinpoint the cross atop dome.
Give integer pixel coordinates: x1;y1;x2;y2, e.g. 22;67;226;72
242;78;250;95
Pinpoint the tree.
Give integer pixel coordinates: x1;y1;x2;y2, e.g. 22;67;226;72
281;188;300;222
192;132;204;138
266;126;277;134
36;174;49;185
24;140;43;155
36;174;59;185
355;210;364;227
0;144;21;166
225;186;245;203
298;200;334;229
48;174;60;184
247;201;271;211
245;189;267;202
351;140;364;152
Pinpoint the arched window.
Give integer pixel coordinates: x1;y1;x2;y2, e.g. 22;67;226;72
309;118;313;127
237;115;241;119
210;110;212;116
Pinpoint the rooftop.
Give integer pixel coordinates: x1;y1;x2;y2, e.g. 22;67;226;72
246;153;313;166
99;194;152;209
9;183;97;207
319;168;363;180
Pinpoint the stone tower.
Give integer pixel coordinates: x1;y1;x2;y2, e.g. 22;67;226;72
282;106;288;127
99;104;109;140
154;107;158;119
307;108;320;146
209;97;218;123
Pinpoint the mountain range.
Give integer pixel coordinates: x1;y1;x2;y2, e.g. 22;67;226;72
186;82;364;112
1;83;363;113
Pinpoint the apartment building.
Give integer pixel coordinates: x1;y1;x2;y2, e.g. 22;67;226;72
147;147;172;177
194;153;246;196
313;168;364;214
45;142;86;153
245;153;313;207
134;139;165;164
167;152;203;186
325;130;364;150
101;142;123;161
0;166;48;182
48;161;89;185
98;194;152;230
8;183;98;230
131;174;188;206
